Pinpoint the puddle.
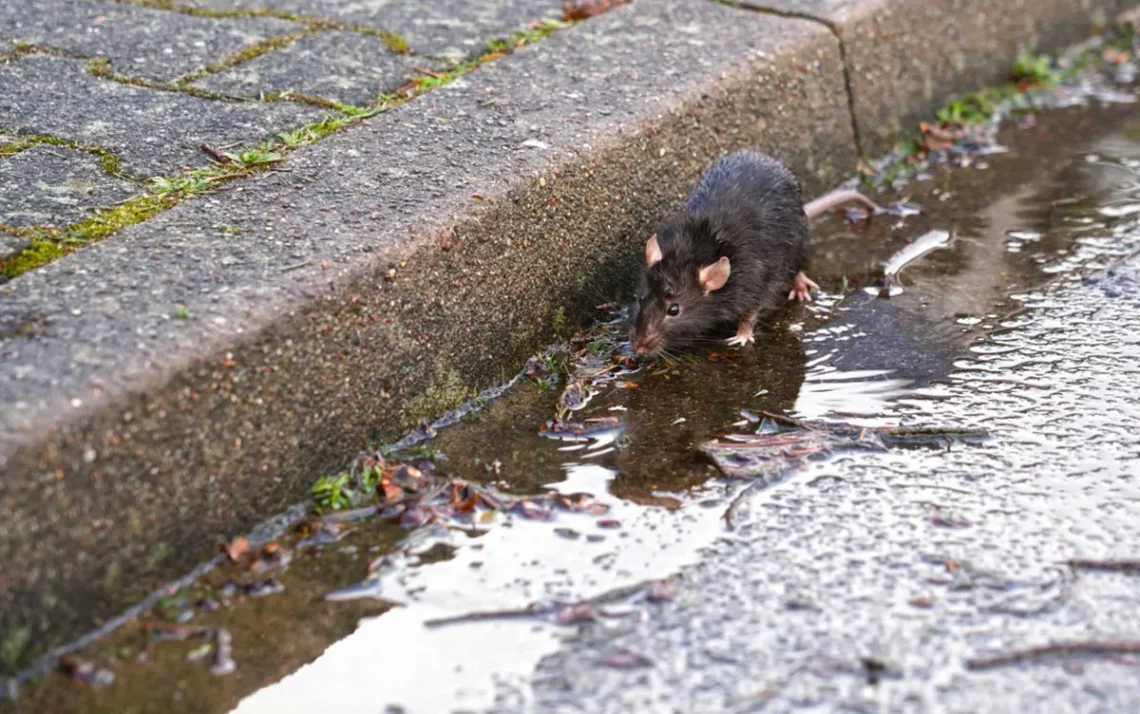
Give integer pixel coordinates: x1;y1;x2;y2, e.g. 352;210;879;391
10;48;1140;714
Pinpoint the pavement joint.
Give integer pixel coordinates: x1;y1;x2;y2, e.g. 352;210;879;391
0;15;571;278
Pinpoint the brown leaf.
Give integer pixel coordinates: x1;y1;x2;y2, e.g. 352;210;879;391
646;580;676;602
221;536;250;563
563;0;631;21
601;648;653;669
453;492;480;513
381;481;405;503
556;603;599;625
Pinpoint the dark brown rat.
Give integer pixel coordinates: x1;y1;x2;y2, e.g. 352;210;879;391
629;151;877;356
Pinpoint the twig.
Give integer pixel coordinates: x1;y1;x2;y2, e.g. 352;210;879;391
424;577;671;628
200;143;234;165
966;641;1140;671
411;66;441;78
280;259;311;272
760;411;817;431
423;603;553;628
1068;559;1140;573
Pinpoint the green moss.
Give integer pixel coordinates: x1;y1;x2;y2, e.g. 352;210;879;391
401;367;475;428
381;31;409;55
3;193;177;278
1011;51;1062;86
87;57;113;78
486;19;568;54
135;0;309;25
865;32;1131;188
1;627;30;669
1;16;574;278
176;33;309;86
551;306;570;339
101;561;123;596
0;133;124;176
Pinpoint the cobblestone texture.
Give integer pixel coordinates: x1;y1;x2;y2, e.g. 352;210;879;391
0;145;140;227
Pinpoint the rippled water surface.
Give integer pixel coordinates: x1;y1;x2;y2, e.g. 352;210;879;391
12;103;1140;714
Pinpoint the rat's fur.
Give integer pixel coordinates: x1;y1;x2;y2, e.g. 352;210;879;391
630;151;808;355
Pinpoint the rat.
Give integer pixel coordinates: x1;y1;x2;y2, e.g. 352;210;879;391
628;150;879;356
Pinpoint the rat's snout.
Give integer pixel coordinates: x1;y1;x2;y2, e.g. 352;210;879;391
633;332;663;357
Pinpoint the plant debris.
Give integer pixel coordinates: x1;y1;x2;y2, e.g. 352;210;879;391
58;656;115;688
600;648;654;669
707;417;987;527
1067;559;1140;573
966;641;1140;671
423;577;678;629
563;0;631;21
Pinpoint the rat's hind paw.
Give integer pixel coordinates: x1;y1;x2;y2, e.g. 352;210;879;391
788;271;819;303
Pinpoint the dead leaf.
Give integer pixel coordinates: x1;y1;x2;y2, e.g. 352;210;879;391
556;603;599;625
563;0;631;21
601;648;653;669
221;536;250;563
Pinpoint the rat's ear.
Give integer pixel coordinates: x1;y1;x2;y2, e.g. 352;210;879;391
645;234;663;267
698;257;731;294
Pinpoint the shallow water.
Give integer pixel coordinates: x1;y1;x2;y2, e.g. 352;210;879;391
10;100;1140;713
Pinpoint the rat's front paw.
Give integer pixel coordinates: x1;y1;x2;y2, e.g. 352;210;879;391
725;333;755;348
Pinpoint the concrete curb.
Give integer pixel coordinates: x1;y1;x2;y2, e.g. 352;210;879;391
0;0;1131;672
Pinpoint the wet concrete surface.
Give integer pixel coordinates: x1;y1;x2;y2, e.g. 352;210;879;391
8;98;1140;712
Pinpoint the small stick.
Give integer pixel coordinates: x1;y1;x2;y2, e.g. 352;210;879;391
200;143;234;165
966;641;1140;671
280;259;311;272
424;578;669;628
411;66;441;78
760;411;816;431
1068;559;1140;572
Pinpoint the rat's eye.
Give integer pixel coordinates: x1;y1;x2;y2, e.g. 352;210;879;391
667;304;681;317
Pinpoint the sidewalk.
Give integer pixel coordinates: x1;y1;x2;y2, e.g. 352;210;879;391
0;0;1131;674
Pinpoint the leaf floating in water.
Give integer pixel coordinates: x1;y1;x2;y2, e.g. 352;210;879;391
555;603;600;625
245;578;285;598
601;648;654;670
399;505;433;528
221;536;250;563
512;499;555;521
557;379;593;413
645;579;677;602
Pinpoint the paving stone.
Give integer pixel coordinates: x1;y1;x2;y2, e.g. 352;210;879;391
0;0;304;83
0;55;325;177
196;30;441;105
0;144;140;227
183;0;564;61
0;231;31;264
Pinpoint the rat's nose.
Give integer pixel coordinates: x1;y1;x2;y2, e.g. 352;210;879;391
634;337;658;356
